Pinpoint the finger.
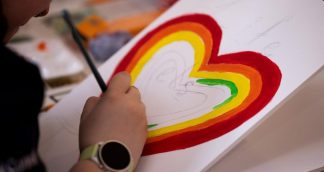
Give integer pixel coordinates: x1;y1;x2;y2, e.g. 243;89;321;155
127;86;141;100
81;96;99;120
107;72;131;95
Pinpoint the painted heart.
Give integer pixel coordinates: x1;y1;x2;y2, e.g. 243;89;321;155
112;14;282;155
133;42;231;127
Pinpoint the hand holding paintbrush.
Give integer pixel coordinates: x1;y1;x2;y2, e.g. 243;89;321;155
63;10;148;171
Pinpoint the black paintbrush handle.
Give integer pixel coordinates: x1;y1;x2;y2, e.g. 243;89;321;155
62;10;107;92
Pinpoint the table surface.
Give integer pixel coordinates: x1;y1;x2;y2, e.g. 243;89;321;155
13;0;164;110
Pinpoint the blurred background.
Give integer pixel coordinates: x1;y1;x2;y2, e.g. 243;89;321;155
8;0;178;111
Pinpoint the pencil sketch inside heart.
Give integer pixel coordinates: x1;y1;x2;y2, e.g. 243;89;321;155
135;42;231;129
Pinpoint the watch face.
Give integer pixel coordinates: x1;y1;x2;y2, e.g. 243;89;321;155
99;141;131;171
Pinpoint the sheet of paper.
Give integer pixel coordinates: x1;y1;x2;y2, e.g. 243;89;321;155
38;0;324;171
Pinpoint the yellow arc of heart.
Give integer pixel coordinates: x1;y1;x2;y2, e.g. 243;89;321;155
130;31;250;137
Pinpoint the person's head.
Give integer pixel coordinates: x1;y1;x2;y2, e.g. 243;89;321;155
0;0;51;43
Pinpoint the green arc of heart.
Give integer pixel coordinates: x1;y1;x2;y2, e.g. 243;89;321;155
196;79;238;110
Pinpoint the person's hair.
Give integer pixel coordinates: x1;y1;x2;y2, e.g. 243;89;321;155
0;1;8;43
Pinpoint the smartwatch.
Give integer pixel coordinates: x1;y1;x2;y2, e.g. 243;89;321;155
80;140;133;172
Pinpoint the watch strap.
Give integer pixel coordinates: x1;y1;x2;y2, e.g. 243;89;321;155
80;144;99;161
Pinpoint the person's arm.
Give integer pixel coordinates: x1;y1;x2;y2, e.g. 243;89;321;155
71;72;147;171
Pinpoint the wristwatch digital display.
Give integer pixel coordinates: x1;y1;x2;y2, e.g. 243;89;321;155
80;140;132;172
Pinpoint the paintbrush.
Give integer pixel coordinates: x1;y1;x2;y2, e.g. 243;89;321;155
62;9;107;92
63;10;154;129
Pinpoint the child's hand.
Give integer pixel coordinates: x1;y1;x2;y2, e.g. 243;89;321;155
79;72;147;166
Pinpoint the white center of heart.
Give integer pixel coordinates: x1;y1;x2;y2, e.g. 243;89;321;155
135;42;232;129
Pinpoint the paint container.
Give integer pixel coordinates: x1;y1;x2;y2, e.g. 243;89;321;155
89;31;132;63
